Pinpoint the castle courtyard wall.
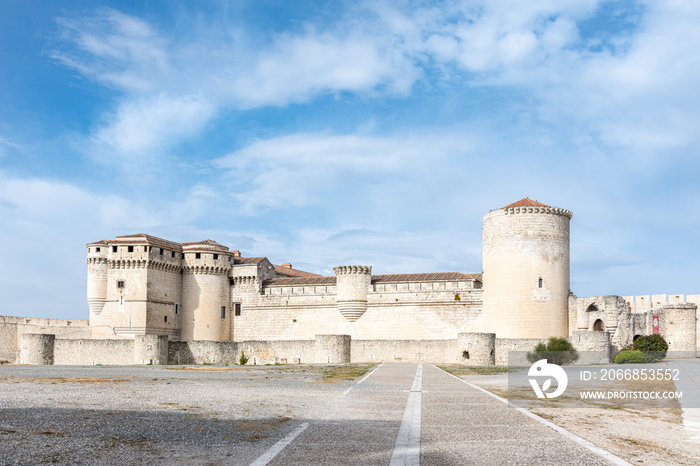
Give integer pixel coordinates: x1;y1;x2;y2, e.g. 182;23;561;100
53;339;134;365
351;339;458;363
0;316;89;364
232;282;483;342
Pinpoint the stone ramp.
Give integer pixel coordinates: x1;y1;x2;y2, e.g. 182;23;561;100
256;363;616;465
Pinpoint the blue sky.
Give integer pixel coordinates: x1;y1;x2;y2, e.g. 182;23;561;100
1;1;698;320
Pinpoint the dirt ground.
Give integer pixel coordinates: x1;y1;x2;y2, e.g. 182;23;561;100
443;365;700;466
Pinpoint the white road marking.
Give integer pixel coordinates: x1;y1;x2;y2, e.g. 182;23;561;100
435;365;633;466
342;362;384;396
390;364;422;466
249;421;309;466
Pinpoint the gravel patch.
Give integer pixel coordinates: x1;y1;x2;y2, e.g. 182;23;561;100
0;364;373;465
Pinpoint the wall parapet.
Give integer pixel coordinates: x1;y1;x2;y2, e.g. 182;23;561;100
333;265;372;275
501;206;573;218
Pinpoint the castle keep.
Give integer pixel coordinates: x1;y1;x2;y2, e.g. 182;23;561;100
2;198;698;366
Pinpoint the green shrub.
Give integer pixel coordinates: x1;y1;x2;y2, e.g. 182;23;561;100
527;337;579;366
239;351;249;365
633;335;668;361
615;349;645;364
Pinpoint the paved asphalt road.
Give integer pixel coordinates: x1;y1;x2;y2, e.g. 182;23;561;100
0;362;627;465
252;363;618;465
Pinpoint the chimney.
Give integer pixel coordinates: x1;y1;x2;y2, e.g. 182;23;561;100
281;262;292;269
231;250;241;258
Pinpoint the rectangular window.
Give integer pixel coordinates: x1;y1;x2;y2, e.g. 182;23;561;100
234;303;241;316
144;246;148;252
164;315;168;323
221;306;226;319
96;247;100;253
175;304;179;314
128;246;134;252
160;248;164;255
195;253;201;259
113;246;117;253
213;254;219;260
538;278;543;288
117;280;125;288
171;251;175;258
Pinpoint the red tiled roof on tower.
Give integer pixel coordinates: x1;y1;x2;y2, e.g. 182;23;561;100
502;198;549;209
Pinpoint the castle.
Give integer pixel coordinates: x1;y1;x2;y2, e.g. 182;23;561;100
2;198;697;366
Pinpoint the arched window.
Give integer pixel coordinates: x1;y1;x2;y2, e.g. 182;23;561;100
586;304;599;313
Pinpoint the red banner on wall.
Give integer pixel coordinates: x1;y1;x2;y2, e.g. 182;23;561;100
652;314;660;334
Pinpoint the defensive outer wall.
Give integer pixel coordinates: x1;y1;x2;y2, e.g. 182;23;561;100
13;332;612;366
2;198;698;366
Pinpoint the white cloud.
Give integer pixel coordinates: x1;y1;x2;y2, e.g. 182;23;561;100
89;93;214;164
0;136;20;158
229;32;419;108
0;171;158;318
214;131;474;214
52;9;169;93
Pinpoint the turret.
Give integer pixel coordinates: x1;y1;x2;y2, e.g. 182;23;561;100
86;241;109;315
333;265;372;322
482;199;572;339
180;240;232;341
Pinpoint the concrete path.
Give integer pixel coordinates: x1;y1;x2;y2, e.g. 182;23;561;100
668;359;700;442
251;363;619;465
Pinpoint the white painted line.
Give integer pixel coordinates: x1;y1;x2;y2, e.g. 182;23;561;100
342;362;384;396
435;365;632;466
390;364;422;466
249;421;309;466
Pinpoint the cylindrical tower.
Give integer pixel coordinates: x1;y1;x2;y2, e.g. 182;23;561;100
333;265;372;322
86;242;109;315
458;333;496;366
315;334;351;363
180;241;231;341
482;198;572;339
20;334;55;365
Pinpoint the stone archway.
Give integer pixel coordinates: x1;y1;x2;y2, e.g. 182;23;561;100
593;319;605;331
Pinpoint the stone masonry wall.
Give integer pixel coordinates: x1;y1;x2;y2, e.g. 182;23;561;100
54;339;134;365
351;339;458;363
232;284;482;342
0;316;89;364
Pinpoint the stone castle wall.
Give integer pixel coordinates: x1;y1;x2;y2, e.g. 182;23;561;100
231;282;483;342
482;206;571;339
0;316;89;364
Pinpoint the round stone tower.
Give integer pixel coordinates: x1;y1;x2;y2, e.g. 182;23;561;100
86;241;109;315
333;265;372;322
482;198;572;339
180;241;232;341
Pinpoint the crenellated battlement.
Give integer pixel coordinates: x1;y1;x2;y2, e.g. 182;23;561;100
182;265;230;276
232;276;257;285
624;294;700;309
333;265;372;275
86;257;108;266
502;206;573;218
108;259;149;269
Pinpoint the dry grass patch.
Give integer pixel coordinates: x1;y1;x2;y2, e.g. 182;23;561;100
0;376;133;384
167;366;243;371
319;364;375;383
236;416;291;440
437;365;510;376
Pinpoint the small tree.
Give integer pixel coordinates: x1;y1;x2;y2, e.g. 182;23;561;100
633;334;668;362
239;351;249;365
527;337;579;366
